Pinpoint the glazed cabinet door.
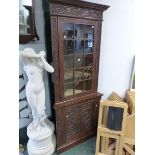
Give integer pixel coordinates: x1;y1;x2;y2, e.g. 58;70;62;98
58;17;98;100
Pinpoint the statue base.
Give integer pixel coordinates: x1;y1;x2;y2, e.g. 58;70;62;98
27;118;56;155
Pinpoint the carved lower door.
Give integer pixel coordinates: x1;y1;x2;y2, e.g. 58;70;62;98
81;102;94;131
64;101;94;143
65;104;82;142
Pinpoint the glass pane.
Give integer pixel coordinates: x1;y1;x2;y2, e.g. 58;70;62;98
64;69;73;83
84;40;93;53
74;68;83;82
75;39;84;54
84;66;92;80
64;40;74;55
74;54;83;68
74;69;83;94
64;54;73;69
84;54;93;66
64;83;73;97
75;24;84;39
63;23;74;39
74;80;83;94
85;25;94;40
83;80;92;92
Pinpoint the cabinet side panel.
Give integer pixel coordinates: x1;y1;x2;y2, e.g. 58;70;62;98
51;16;60;102
94;21;102;91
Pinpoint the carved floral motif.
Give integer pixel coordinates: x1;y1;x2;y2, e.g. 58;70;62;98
51;16;60;102
65;105;81;140
51;4;102;20
81;102;93;130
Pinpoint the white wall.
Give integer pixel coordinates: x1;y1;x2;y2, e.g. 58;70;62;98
85;0;134;99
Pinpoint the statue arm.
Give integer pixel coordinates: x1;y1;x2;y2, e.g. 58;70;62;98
20;51;40;58
20;50;40;65
39;51;54;73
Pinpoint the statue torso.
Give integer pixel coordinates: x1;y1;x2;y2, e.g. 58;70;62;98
24;64;44;94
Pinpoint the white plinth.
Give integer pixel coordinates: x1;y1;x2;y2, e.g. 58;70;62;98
27;119;56;155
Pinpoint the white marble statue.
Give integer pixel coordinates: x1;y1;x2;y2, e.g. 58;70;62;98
20;48;56;155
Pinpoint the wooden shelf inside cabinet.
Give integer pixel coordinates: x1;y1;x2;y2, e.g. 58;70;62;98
46;0;110;153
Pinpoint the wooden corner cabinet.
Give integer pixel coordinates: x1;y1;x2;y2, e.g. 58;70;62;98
49;0;109;153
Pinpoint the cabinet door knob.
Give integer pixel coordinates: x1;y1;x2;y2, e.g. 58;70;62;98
96;104;98;107
66;115;69;118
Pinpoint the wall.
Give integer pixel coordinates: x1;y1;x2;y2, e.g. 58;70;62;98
19;0;51;129
85;0;134;99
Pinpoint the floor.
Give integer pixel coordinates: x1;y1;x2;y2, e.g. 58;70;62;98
24;137;96;155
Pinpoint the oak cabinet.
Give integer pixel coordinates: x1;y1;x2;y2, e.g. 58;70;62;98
49;0;109;153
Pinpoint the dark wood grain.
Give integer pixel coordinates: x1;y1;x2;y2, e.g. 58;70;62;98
50;0;110;11
48;0;109;153
55;95;102;153
50;16;61;102
51;3;103;20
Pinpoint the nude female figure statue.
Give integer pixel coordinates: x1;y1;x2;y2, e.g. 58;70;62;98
20;48;54;129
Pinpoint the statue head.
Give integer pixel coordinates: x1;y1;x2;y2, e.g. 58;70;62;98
21;48;41;65
20;48;54;73
23;48;36;55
